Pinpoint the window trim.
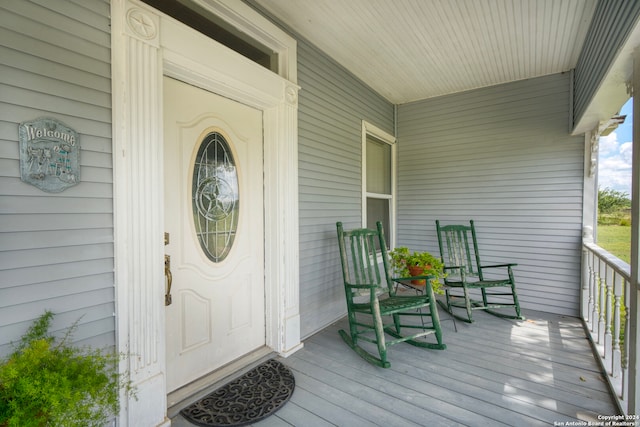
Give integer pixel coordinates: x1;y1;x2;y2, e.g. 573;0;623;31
361;120;397;248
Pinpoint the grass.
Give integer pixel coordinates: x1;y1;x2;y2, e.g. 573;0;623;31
597;224;631;264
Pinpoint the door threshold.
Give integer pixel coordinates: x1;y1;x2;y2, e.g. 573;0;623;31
167;347;275;417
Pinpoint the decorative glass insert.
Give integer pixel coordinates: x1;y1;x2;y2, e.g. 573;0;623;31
192;132;238;262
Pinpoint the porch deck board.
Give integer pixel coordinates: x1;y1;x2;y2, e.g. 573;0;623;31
172;310;618;426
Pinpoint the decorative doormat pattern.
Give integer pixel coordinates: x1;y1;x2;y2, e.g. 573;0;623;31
180;359;295;427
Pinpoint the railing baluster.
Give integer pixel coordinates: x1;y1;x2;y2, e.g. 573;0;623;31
623;275;630;371
604;265;613;372
612;273;622;378
598;258;606;344
622;276;630;404
587;250;594;326
590;251;598;333
582;242;590;322
582;241;630;414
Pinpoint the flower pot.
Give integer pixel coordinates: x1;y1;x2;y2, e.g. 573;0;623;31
408;265;426;285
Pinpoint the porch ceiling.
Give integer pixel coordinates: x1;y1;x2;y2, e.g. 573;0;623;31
251;0;597;104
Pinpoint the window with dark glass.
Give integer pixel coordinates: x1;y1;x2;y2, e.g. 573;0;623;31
366;134;392;247
141;0;277;71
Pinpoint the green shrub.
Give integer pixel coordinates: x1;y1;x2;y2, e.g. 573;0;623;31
598;187;631;214
598;212;632;226
0;311;133;427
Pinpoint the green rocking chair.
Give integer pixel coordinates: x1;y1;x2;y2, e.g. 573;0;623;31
336;221;446;368
436;220;524;323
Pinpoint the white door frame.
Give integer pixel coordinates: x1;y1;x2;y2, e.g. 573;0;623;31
111;1;301;425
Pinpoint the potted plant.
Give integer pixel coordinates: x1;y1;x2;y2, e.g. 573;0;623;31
389;246;445;293
0;311;134;427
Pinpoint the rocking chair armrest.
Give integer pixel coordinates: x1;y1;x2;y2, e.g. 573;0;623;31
392;274;435;282
391;275;436;297
443;265;467;273
345;283;379;289
480;263;517;269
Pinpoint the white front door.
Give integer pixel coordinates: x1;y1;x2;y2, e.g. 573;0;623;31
163;76;265;393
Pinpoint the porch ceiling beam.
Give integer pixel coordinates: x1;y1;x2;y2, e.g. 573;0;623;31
573;20;640;135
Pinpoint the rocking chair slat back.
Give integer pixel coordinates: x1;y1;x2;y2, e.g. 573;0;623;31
339;225;385;292
437;220;482;279
436;219;524;323
336;221;446;368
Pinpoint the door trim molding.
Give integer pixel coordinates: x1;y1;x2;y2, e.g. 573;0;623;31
111;1;301;425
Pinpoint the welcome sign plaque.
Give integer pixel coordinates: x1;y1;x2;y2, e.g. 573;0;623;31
19;117;80;193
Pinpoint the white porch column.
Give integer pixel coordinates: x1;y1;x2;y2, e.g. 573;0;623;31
264;85;303;356
112;1;168;426
582;130;597;320
581;225;594;321
628;47;640;415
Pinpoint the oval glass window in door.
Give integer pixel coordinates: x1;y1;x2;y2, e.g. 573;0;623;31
192;132;238;262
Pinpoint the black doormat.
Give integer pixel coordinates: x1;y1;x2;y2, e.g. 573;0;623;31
180;359;295;427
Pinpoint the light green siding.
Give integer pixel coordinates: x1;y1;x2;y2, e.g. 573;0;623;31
297;37;394;338
398;73;584;316
0;0;114;355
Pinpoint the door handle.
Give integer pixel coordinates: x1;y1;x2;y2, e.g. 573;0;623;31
165;254;173;306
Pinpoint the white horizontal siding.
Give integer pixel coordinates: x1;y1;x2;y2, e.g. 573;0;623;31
397;73;584;316
0;0;113;356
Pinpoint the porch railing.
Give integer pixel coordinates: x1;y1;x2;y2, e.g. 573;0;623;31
582;227;630;414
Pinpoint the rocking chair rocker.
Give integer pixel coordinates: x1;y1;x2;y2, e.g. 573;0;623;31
436;220;524;323
336;221;446;368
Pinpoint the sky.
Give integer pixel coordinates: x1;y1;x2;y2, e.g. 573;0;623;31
598;97;633;196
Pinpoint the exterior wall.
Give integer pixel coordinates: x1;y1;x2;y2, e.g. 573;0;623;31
1;0;610;355
397;73;584;316
0;0;114;356
573;0;640;128
297;37;394;338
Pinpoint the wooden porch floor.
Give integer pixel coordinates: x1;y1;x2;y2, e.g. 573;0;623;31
172;309;619;427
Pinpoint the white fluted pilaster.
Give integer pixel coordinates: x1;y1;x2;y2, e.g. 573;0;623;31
264;83;303;355
112;1;168;425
